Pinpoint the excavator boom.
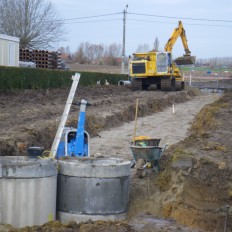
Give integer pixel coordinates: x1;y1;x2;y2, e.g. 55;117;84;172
164;21;195;65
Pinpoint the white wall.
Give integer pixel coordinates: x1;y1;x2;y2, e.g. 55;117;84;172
0;34;20;67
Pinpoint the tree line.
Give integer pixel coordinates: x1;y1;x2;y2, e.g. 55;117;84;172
196;57;232;68
58;38;160;66
58;42;122;66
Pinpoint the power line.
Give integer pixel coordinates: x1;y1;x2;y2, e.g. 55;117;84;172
59;12;122;22
128;12;232;23
127;19;232;28
57;11;232;24
62;17;232;28
63;19;121;25
57;11;232;28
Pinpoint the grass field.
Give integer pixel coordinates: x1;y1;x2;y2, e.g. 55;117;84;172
181;65;232;73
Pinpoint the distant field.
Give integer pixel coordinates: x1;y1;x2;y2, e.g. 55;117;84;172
181;65;232;73
69;63;124;74
69;62;232;77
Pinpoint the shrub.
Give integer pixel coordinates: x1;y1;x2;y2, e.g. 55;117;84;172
0;66;127;90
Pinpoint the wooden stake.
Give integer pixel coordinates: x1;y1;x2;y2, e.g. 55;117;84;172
133;99;139;145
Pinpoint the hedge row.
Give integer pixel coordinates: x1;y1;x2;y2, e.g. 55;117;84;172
0;66;127;90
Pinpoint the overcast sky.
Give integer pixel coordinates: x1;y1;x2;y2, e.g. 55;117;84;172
50;0;232;59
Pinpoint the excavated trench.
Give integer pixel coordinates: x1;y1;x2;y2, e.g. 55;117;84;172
0;87;197;156
127;92;232;232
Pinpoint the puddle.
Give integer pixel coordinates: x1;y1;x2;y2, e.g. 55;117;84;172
200;88;224;94
129;214;201;231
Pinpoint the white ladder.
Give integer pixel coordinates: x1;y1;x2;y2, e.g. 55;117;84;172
50;73;80;158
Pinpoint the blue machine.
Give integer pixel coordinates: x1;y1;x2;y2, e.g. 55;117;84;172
56;99;90;158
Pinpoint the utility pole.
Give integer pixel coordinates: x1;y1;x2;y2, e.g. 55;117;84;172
121;5;128;74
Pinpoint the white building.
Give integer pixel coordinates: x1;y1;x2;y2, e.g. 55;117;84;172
0;34;20;67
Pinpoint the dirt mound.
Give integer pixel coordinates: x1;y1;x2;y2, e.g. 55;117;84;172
157;92;232;231
11;220;135;232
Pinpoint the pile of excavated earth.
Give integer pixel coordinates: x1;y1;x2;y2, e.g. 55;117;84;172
0;85;231;232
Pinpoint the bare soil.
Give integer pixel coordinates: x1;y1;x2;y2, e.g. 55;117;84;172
0;86;199;156
1;84;231;232
69;63;122;74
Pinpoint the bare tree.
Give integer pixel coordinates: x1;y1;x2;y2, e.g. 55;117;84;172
93;44;104;60
209;58;218;68
75;42;90;64
136;43;150;53
75;46;85;64
74;42;121;65
153;37;159;51
57;47;65;54
0;0;64;49
65;46;71;55
105;43;121;57
85;44;104;63
104;43;121;65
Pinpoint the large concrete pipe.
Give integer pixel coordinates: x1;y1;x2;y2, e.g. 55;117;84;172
57;157;131;223
0;156;57;228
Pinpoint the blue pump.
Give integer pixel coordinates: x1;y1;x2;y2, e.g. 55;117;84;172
56;99;90;158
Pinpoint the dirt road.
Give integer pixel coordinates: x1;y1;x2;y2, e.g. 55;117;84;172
90;93;220;160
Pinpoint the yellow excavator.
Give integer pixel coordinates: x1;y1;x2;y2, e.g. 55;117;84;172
129;21;195;91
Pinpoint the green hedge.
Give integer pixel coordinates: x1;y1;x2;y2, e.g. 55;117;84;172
0;66;127;90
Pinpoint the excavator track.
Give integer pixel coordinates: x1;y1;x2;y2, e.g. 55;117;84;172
161;78;174;91
131;78;143;91
175;81;182;91
175;81;185;91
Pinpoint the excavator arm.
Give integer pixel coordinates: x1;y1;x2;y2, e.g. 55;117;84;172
164;21;195;65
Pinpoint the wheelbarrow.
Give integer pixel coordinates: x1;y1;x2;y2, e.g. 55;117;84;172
131;136;161;147
130;144;168;178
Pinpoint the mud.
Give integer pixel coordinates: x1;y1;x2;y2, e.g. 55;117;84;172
1;84;232;232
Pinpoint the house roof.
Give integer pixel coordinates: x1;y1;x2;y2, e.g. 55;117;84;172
60;53;69;59
0;34;20;43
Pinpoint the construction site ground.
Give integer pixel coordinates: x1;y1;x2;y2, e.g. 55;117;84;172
0;84;232;232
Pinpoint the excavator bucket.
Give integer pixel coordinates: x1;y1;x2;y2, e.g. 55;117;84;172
175;55;196;65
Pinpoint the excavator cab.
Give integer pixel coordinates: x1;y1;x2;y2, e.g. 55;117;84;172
156;52;172;73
